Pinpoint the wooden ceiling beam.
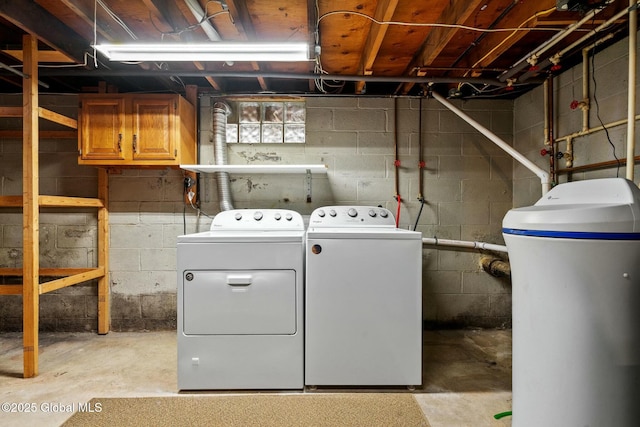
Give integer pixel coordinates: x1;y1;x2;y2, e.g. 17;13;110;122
399;0;483;94
56;0;138;43
461;0;557;72
224;0;268;91
354;0;399;94
147;0;226;91
0;0;88;63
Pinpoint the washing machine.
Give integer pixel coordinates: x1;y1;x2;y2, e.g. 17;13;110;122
305;206;422;387
177;209;305;390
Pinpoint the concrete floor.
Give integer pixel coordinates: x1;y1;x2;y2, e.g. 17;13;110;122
0;329;512;427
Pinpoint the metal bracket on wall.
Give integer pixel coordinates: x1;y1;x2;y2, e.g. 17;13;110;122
306;169;312;203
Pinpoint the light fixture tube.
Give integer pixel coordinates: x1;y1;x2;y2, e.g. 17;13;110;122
93;43;311;62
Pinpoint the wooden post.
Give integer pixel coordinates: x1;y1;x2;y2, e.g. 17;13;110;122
22;34;39;378
97;168;110;334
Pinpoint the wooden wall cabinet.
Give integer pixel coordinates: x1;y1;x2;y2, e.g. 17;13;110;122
78;94;196;167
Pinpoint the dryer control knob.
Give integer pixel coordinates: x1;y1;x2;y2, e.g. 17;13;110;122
285;213;293;221
317;209;326;217
274;212;282;220
329;209;337;217
253;211;263;221
379;210;389;218
368;209;377;217
234;213;243;220
348;208;358;218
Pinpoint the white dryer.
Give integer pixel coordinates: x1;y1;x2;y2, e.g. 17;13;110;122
177;209;304;390
305;206;422;387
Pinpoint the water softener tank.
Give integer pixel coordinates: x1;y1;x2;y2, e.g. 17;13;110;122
503;178;640;427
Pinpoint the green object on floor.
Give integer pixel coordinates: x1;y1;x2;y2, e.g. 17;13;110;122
494;411;512;419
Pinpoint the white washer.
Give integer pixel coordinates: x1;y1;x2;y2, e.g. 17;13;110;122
305;206;422;387
177;209;304;390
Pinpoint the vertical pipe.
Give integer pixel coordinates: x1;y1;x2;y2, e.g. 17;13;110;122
582;48;590;132
627;0;637;181
547;77;556;184
543;79;550;146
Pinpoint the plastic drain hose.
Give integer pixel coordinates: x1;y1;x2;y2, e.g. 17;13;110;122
494;411;512;419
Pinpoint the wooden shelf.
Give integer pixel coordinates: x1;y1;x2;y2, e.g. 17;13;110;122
0;35;110;378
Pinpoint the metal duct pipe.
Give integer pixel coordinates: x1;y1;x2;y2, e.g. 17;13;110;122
431;91;552;195
212;102;234;211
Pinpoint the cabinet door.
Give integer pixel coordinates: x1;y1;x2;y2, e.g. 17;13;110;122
80;97;126;160
131;97;176;160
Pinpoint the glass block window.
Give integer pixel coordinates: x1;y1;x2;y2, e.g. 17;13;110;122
224;99;305;144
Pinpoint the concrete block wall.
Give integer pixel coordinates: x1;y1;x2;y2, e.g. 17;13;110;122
0;93;513;331
514;35;640;208
199;96;513;328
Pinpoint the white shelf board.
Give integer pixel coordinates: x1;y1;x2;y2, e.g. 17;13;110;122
180;164;328;174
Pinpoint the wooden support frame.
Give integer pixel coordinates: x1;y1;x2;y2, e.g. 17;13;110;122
0;35;109;378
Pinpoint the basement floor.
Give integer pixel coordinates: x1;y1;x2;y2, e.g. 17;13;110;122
0;329;512;427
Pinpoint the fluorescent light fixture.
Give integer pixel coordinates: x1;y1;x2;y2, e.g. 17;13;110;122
93;42;311;62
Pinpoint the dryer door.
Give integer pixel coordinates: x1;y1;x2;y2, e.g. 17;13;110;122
183;270;297;335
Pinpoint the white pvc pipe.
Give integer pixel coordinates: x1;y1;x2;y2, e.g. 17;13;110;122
431;91;552;195
627;0;637;181
422;237;508;253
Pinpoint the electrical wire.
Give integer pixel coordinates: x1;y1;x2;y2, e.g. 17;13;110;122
317;9;587;34
469;7;557;71
97;0;138;40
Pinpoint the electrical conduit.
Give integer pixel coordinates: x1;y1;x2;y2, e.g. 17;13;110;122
431;91;551;195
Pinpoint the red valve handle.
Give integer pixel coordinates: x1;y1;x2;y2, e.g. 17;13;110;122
540;148;549;156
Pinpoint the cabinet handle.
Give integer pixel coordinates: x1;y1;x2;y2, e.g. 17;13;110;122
117;133;122;152
133;134;137;153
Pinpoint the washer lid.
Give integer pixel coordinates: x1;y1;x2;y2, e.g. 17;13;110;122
503;178;640;239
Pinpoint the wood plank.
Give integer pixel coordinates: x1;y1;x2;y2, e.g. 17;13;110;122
0;106;22;117
39;267;105;294
0;130;77;139
0;285;22;295
355;0;399;94
1;49;75;63
22;34;40;379
38;107;78;129
399;0;483;94
97;168;110;334
0;195;103;207
0;267;97;276
462;0;557;70
0;195;22;207
0;0;88;63
39;195;104;208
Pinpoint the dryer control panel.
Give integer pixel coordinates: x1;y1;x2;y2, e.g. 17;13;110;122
308;206;395;227
210;209;304;231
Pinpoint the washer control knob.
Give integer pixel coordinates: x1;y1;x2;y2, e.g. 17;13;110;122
253;211;263;221
368;209;377;217
317;209;326;218
234;213;243;221
329;209;337;217
347;208;358;218
285;213;293;221
379;210;389;218
274;212;282;220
